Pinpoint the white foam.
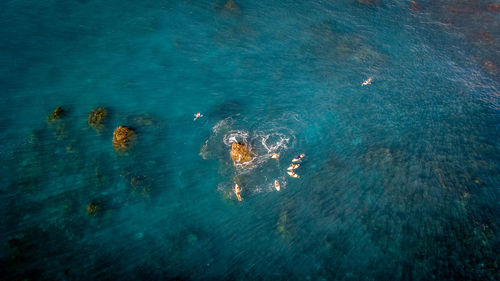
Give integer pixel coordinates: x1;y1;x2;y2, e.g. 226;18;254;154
199;139;209;160
259;132;290;153
223;130;249;146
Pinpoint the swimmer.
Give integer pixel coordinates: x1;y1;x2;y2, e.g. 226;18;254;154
287;170;300;178
292;154;305;163
274;180;280;191
193;112;203;121
271;153;279;159
233;184;242;201
287;163;300;170
362;77;372;87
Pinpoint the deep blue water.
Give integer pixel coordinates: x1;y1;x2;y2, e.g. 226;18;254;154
1;0;499;280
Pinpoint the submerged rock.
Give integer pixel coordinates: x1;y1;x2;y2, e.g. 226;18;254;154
112;126;135;150
223;0;241;14
132;115;153;127
47;107;64;122
230;142;253;164
362;147;395;167
277;210;291;240
357;0;381;7
87;202;98;215
46;107;70;140
187;233;198;244
88;107;107;129
54;123;68;140
130;176;152;197
125;113;157;128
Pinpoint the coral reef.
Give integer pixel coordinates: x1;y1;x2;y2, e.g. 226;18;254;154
112;126;135;150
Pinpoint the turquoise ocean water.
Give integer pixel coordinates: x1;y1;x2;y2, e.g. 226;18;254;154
1;0;499;280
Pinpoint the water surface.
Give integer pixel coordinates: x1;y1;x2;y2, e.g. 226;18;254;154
1;0;499;280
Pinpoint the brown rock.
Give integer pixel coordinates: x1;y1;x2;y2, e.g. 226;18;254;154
88;107;107;129
87;202;98;215
47;107;64;121
230;142;253;164
113;126;135;150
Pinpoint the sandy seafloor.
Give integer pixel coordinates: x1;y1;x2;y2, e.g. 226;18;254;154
0;0;499;280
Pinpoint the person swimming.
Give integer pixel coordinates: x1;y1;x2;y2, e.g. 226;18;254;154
193;112;203;121
292;154;305;163
274;180;280;191
287;170;300;178
233;184;242;201
271;153;279;159
287;163;300;170
362;77;372;87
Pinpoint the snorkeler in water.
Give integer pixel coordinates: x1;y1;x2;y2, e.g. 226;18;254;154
362;77;372;87
193;112;203;121
292;154;305;163
233;184;242;201
271;153;279;159
287;163;300;170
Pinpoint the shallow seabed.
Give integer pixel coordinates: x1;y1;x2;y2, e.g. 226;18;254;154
1;0;499;280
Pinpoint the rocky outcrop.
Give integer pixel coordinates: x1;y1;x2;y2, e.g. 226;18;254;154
88;107;107;129
230;142;253;164
112;126;135;150
47;107;64;122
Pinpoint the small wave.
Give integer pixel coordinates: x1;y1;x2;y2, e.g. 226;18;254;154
212;117;232;134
